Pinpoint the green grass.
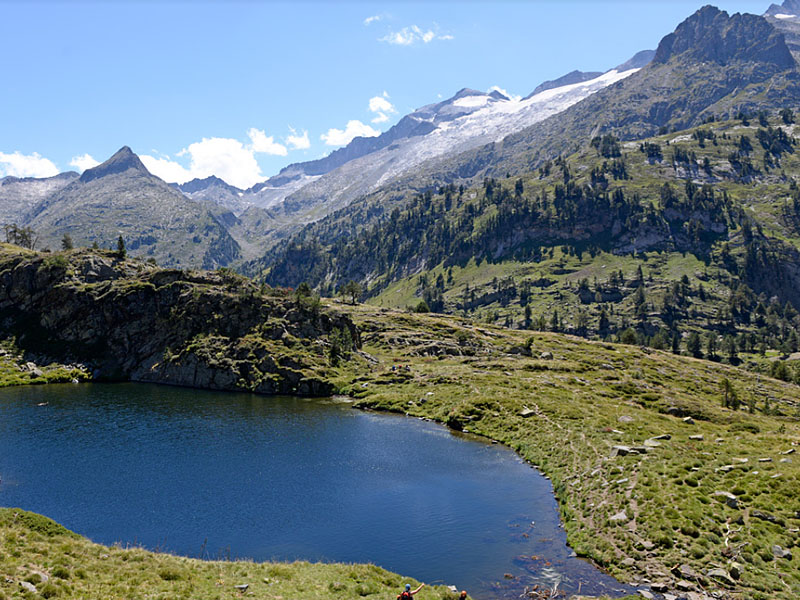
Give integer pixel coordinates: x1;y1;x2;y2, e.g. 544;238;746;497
335;304;800;599
0;340;90;388
0;508;456;600
3;243;799;598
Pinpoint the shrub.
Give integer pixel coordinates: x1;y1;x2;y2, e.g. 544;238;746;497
52;566;70;580
39;583;59;598
729;422;760;434
157;567;183;581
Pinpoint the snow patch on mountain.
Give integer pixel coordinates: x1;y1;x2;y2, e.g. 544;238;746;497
453;95;493;108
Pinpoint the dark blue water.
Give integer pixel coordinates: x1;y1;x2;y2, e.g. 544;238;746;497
0;383;632;598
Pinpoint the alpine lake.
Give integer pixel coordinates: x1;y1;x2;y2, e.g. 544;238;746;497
0;383;636;599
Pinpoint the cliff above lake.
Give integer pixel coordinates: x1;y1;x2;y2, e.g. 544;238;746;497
0;244;358;396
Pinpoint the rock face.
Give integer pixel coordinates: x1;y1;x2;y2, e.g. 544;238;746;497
653;5;795;68
0;246;359;396
0;172;78;226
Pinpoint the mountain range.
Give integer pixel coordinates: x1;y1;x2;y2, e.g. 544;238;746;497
0;44;654;264
3;2;800;279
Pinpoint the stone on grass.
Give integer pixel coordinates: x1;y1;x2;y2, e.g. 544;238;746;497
689;434;704;441
671;564;701;582
519;408;536;418
728;562;742;580
611;445;633;457
772;545;793;560
706;568;735;586
540;351;553;360
651;434;671;440
712;491;739;509
682;416;695;425
637;591;654;599
20;582;36;593
644;438;662;448
649;582;668;593
676;579;694;591
609;510;628;523
752;510;779;524
618;415;634;423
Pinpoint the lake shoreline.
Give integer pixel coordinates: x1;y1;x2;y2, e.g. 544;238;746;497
0;384;636;600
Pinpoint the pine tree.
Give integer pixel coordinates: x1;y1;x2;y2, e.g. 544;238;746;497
687;332;703;358
550;309;560;332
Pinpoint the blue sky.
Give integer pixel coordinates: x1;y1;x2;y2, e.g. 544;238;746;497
0;0;776;188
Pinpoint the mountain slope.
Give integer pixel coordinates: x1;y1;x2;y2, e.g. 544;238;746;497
253;4;800;273
0;172;78;226
24;147;240;268
766;0;800;60
240;54;650;230
172;175;250;214
410;6;800;188
261;101;800;389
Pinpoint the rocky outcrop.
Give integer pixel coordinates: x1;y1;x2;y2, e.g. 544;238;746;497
0;246;359;396
654;5;795;68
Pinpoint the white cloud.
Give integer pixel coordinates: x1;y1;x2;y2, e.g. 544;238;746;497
69;153;100;172
320;120;380;147
140;126;310;189
379;25;453;46
247;128;288;156
364;14;381;25
287;127;311;150
0;151;60;178
368;91;397;124
140;154;194;184
143;136;266;189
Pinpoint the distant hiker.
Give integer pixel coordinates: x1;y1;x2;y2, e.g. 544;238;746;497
459;592;467;600
398;583;424;599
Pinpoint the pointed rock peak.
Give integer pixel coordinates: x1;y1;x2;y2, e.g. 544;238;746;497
766;0;800;17
79;146;150;183
488;89;510;101
451;88;486;100
615;49;656;72
653;5;795;69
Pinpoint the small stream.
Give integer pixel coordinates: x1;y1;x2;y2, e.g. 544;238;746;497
0;383;635;598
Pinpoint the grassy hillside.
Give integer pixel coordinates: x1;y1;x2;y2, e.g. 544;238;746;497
266;110;800;384
339;305;800;599
2;247;799;598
